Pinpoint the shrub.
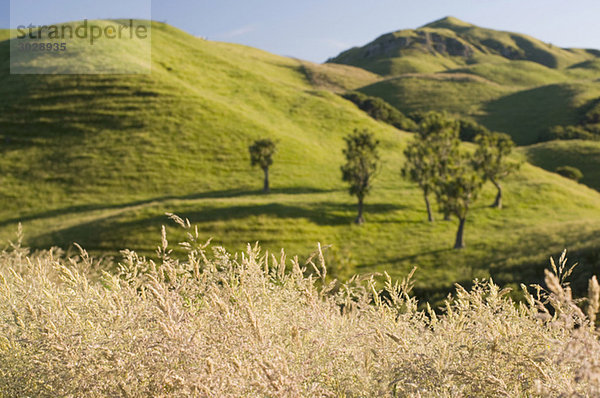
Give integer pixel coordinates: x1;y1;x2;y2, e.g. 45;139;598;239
473;132;519;209
402;111;461;223
407;110;427;125
341;129;380;224
584;123;600;136
584;98;600;124
536;97;600;143
556;165;583;181
458;119;490;142
249;138;276;193
408;112;490;142
342;92;417;131
541;125;597;141
0;220;599;396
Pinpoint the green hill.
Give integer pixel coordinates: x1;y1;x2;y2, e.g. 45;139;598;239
2;21;600;302
329;16;597;75
0;21;404;225
327;17;600;145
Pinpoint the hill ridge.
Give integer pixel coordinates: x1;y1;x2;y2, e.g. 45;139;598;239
328;18;600;75
421;16;474;29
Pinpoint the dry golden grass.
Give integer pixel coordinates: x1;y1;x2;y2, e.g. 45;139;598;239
0;218;599;397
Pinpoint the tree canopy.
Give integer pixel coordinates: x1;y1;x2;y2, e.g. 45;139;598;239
341;129;380;224
249;139;277;193
473;132;519;208
403;111;461;222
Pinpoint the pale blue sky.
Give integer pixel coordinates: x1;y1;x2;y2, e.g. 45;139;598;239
2;0;599;62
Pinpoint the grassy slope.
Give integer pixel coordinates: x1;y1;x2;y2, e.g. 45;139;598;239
298;61;381;92
360;76;600;145
359;73;509;116
2;22;600;302
359;75;600;145
521;140;600;191
445;60;570;87
1;22;388;212
480;82;600;145
569;59;600;77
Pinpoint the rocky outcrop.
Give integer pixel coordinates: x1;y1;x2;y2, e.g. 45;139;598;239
480;39;523;60
361;30;474;59
425;32;474;57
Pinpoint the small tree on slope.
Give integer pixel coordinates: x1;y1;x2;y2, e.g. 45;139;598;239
403;112;461;222
249;139;277;193
403;137;437;222
473;132;519;209
341;129;380;225
437;157;484;249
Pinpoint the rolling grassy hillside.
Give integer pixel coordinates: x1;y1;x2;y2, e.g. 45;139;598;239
2;21;600;302
359;76;600;145
359;73;509;117
480;82;600;144
327;17;600;145
445;60;571;87
298;60;381;92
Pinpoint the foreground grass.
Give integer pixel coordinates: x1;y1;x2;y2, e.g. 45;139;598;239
1;222;600;396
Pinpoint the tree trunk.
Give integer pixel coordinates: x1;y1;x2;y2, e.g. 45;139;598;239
491;179;502;209
263;167;270;193
355;196;365;225
444;211;451;221
424;193;434;222
454;217;466;249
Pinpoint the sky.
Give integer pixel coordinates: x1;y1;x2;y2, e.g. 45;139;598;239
2;0;600;62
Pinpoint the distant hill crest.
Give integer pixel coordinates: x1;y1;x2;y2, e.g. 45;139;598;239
421;16;474;29
328;17;599;75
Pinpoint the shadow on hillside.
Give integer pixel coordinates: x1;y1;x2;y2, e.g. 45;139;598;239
478;84;578;145
152;201;407;226
2;187;339;228
27;198;415;255
30;200;410;250
363;247;453;268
